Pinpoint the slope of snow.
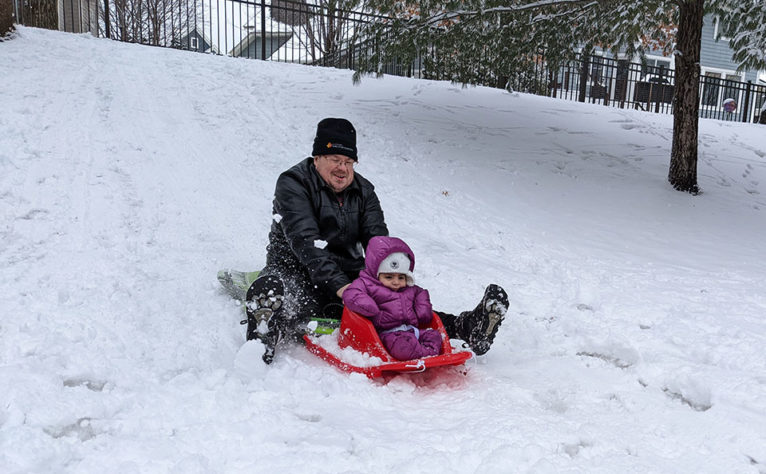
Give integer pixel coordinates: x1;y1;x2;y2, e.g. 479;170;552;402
2;27;766;473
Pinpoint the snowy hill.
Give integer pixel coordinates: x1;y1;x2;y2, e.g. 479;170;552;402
2;26;766;473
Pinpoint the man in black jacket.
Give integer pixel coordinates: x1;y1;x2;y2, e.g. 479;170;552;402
245;118;508;364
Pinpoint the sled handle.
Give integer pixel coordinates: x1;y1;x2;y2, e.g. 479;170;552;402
403;360;426;373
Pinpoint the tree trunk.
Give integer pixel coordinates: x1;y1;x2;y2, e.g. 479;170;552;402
1;0;16;38
668;0;704;194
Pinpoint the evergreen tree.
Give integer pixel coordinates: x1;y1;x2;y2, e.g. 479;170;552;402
715;0;766;72
354;0;766;194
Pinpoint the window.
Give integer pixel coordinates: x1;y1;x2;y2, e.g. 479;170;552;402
702;72;721;107
721;73;741;103
190;37;199;50
714;17;735;42
641;57;672;79
590;55;605;85
756;92;766;115
701;71;745;108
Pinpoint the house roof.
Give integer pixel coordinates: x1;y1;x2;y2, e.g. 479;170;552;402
229;31;293;58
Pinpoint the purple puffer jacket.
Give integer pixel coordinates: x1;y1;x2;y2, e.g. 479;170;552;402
342;236;433;331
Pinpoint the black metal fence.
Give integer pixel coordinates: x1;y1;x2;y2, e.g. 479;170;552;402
13;0;766;124
12;0;392;62
527;53;766;124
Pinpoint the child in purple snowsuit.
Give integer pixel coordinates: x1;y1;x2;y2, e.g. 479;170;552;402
342;236;442;360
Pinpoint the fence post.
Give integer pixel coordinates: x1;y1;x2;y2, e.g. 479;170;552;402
260;0;266;59
742;80;752;123
549;69;557;98
12;0;20;25
578;54;589;103
655;67;665;113
103;0;111;38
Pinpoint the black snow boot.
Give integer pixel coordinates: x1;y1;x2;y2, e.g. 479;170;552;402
458;284;509;355
241;275;285;364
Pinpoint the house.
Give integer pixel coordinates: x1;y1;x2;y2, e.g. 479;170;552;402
229;29;293;59
57;0;98;36
558;14;766;122
698;16;764;118
173;0;293;61
176;25;292;60
177;27;221;54
635;15;764;116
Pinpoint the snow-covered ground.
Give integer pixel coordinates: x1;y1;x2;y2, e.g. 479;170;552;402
2;27;766;473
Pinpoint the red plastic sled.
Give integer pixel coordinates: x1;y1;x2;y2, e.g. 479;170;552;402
303;307;472;378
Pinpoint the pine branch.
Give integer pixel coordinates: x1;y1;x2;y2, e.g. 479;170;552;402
422;0;598;27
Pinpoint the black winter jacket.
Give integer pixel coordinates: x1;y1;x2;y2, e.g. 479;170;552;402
266;158;388;295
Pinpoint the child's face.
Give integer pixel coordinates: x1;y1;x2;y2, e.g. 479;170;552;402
378;273;407;291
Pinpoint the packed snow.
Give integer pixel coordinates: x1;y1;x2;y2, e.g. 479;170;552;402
2;26;766;473
305;333;384;368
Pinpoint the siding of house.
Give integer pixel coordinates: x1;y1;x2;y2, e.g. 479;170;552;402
615;15;758;83
180;31;213;53
174;28;218;54
700;17;757;82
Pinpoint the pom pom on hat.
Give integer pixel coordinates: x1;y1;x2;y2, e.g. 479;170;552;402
377;252;414;286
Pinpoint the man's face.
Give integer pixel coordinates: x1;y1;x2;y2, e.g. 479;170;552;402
313;154;355;193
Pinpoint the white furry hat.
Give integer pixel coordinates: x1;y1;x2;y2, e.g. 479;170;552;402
377;252;415;286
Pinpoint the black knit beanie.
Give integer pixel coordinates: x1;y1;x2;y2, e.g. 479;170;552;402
312;118;358;161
